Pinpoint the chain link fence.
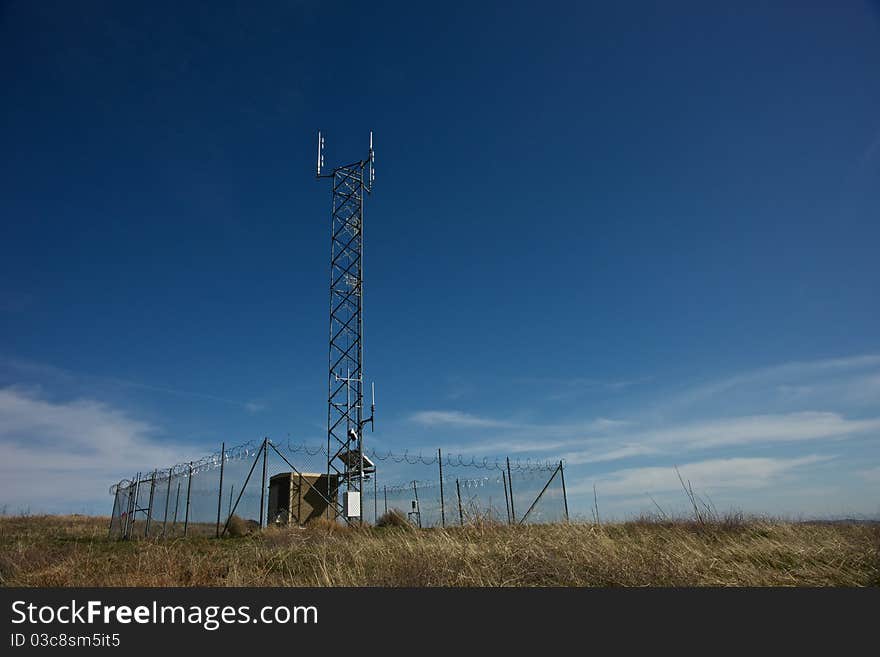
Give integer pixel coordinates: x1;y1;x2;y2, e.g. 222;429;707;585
109;439;568;539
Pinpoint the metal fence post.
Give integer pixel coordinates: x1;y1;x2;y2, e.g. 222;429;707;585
144;470;157;538
506;457;516;524
559;460;569;522
297;473;303;525
126;474;140;540
216;442;225;538
184;462;193;537
108;487;120;538
501;470;511;525
121;482;130;539
162;467;172;536
456;478;463;526
260;437;268;529
438;448;446;528
172;481;181;530
412;480;421;528
134;473;143;535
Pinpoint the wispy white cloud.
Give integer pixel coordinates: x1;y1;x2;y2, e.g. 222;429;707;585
633;411;880;449
514;375;651;390
0;357;77;384
411;406;880;466
568;454;832;498
409;410;516;429
0;386;194;513
0;355;264;413
775;373;880;406
408;409;629;433
666;353;880;411
557;411;880;465
408;410;632;457
443;437;574;456
562;444;660;465
512;375;652;401
244;401;266;413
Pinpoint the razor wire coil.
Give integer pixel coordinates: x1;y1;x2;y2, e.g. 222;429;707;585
110;438;561;495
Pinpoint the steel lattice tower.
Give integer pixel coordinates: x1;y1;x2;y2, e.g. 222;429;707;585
317;131;375;522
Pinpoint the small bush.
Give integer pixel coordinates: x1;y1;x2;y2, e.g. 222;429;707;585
305;516;353;533
376;508;412;529
226;514;251;537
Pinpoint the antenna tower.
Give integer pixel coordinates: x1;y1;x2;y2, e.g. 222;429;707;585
316;131;376;523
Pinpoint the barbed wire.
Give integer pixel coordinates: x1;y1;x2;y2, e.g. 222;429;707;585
375;466;557;494
285;440;559;472
110;437;562;495
378;475;498;494
109;439;263;495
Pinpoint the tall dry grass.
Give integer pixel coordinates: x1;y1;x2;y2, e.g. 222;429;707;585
0;514;877;587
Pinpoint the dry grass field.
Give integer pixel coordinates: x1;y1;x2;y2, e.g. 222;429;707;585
1;514;878;587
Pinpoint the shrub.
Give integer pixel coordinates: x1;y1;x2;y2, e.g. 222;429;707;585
376;508;412;529
226;514;251;537
304;516;352;533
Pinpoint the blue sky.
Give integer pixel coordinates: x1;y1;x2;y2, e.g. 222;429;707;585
1;1;879;518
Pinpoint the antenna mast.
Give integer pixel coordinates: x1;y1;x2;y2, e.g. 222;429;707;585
316;131;376;524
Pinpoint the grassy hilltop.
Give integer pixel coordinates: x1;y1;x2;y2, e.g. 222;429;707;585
1;514;878;587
